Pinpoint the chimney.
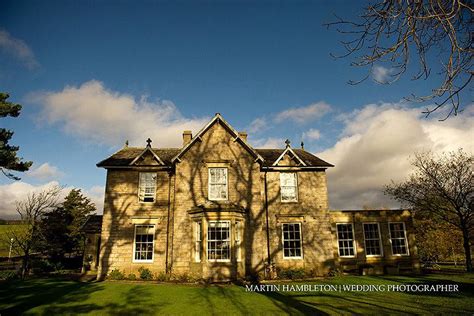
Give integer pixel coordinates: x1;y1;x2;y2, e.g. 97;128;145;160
238;132;248;142
183;131;192;146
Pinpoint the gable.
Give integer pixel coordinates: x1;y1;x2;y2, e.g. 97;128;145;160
172;114;263;163
272;147;307;167
129;147;165;166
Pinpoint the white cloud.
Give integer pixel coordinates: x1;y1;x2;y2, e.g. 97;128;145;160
302;128;321;141
274;102;331;124
0;181;104;219
250;137;286;149
0;29;39;69
30;80;210;147
27;163;64;180
317;103;474;210
372;65;394;84
247;118;269;134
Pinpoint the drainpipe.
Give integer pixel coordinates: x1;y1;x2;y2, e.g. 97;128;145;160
165;170;172;273
264;171;271;265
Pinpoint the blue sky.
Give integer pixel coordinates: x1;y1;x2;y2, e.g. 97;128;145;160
1;0;472;216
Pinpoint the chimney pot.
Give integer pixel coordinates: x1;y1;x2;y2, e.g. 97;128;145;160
238;132;248;142
183;131;192;147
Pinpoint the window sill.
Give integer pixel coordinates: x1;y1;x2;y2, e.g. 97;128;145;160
283;256;303;260
132;260;154;263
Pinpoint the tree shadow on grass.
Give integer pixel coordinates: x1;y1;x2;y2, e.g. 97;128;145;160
0;279;170;315
0;278;103;315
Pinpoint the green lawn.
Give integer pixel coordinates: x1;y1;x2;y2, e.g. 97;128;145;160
0;224;26;257
1;273;473;315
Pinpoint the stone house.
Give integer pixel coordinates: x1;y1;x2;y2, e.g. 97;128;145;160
85;113;419;280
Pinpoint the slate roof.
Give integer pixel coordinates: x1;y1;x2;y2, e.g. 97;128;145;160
255;148;333;168
97;147;181;167
97;147;332;168
81;215;103;234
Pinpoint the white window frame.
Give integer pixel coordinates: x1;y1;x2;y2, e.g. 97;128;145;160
208;168;228;201
194;221;202;262
336;223;356;258
207;220;231;262
132;224;155;263
235;221;242;262
389;222;410;256
138;172;157;203
363;222;383;257
282;222;303;259
280;172;298;202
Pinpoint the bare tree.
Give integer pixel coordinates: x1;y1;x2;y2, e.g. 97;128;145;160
325;0;473;119
385;149;473;272
6;186;61;278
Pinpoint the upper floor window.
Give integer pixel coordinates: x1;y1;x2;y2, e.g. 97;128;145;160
133;225;155;262
139;172;156;202
337;223;355;257
363;223;382;256
208;168;228;201
282;223;302;258
280;173;298;202
389;222;409;256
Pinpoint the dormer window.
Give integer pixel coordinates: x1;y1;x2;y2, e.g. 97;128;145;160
208;168;228;201
139;172;156;202
280;172;298;202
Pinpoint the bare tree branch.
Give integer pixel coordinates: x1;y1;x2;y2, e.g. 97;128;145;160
325;0;473;118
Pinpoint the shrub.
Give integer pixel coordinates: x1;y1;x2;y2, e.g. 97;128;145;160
278;268;306;280
108;269;125;280
155;271;169;282
31;259;55;274
138;267;153;280
327;268;342;277
0;271;18;281
127;273;137;280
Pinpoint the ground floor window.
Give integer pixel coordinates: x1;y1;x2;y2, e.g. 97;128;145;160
235;221;242;261
208;221;230;261
134;225;154;262
194;221;202;262
389;222;409;255
337;223;355;257
282;223;302;258
363;223;382;256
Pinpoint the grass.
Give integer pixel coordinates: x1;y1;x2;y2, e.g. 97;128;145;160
0;224;26;257
1;273;473;315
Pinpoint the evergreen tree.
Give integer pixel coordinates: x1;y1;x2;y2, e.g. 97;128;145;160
0;93;32;180
40;189;96;260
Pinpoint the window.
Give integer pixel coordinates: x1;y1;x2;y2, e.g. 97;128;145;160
280;173;298;202
208;168;228;201
235;221;242;262
133;225;154;262
139;172;156;202
207;221;230;261
389;222;409;255
363;223;382;256
337;223;355;257
194;221;202;262
282;223;302;258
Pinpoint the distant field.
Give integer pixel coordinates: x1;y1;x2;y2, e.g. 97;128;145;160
0;224;26;257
